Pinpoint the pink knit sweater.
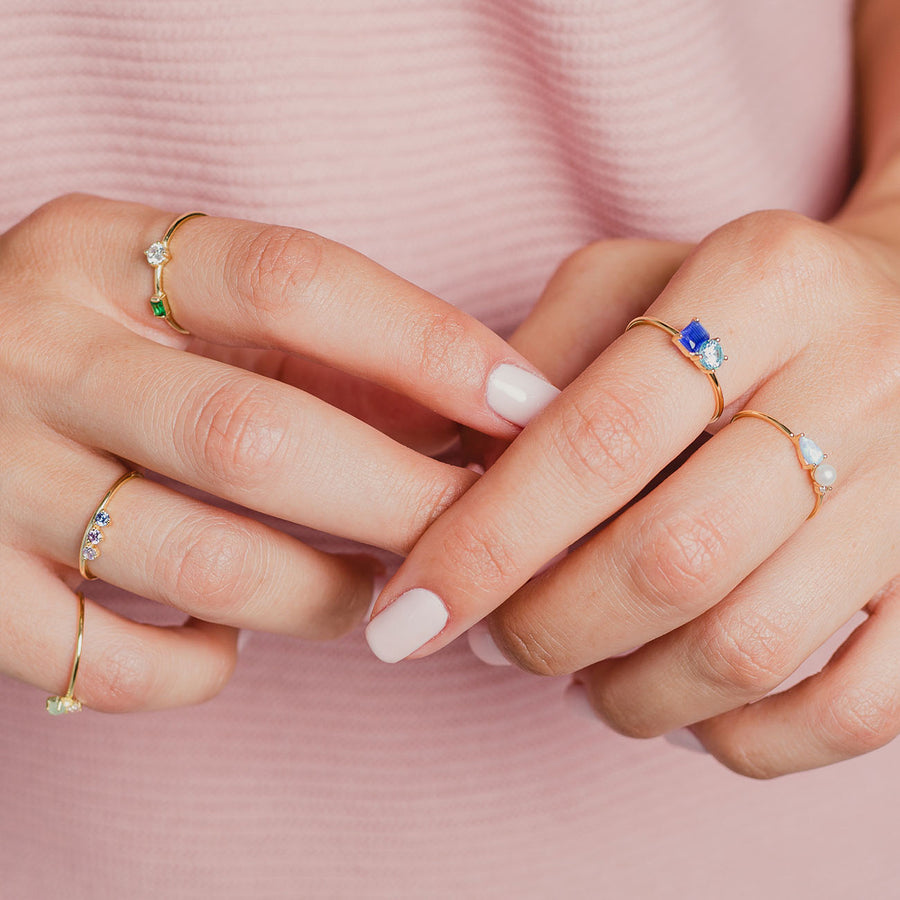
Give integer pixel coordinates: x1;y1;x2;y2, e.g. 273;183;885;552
4;2;898;898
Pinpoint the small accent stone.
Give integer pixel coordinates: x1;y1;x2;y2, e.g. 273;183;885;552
94;510;111;527
82;546;98;561
697;339;724;371
87;528;103;545
145;242;169;266
678;320;710;354
813;462;837;488
46;696;81;715
150;297;167;317
798;436;824;467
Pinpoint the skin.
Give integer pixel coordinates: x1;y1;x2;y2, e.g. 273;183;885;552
371;0;900;778
0;193;551;712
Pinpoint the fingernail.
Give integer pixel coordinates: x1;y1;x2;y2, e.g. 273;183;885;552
465;462;485;475
563;681;598;722
237;629;252;653
365;588;449;663
365;572;389;623
486;364;560;427
663;727;707;754
466;620;512;666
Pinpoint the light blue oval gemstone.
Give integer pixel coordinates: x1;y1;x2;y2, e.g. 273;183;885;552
798;435;824;467
697;339;724;371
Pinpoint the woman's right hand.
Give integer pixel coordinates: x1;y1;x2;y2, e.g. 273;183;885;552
0;193;558;713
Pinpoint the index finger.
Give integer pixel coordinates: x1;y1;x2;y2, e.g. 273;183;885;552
364;221;807;662
53;194;560;436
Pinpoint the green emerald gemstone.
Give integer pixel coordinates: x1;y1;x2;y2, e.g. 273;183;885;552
150;297;166;317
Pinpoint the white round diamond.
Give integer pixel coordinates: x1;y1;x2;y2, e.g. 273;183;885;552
145;242;169;266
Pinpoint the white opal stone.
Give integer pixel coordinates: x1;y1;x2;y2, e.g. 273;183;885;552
798;436;824;467
813;463;836;487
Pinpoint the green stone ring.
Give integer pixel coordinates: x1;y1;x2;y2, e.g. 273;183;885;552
144;211;207;334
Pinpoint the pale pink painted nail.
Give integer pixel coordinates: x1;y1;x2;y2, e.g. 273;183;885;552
465;462;485;475
365;573;389;623
237;629;252;653
486;364;560;427
365;588;449;663
663;727;707;754
563;681;599;722
466;620;512;666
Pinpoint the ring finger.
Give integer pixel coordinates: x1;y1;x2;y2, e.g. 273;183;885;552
2;552;237;712
11;438;380;638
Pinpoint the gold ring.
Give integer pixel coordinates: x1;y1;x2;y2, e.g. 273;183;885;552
145;211;207;334
46;592;86;715
625;317;727;422
79;470;143;579
731;410;836;519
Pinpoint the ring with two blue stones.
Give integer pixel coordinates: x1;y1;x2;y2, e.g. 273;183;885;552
625;316;727;422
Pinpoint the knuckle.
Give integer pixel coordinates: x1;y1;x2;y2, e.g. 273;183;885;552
495;616;571;676
3;193;93;277
87;637;156;713
629;511;728;617
228;224;324;320
714;209;834;296
713;740;778;780
180;377;290;490
440;516;519;594
405;307;480;388
166;516;262;620
550;390;647;493
699;608;794;696
824;681;900;755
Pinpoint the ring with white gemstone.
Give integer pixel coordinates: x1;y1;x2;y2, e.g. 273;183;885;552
47;593;85;715
144;211;207;334
78;471;143;579
625;317;727;422
731;410;835;519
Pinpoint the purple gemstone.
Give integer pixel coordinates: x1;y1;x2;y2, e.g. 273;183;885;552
94;510;111;527
87;528;103;545
82;546;98;561
678;320;710;354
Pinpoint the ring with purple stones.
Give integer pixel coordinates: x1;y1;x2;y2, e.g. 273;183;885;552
78;471;143;580
731;410;835;519
144;211;207;334
625;317;727;422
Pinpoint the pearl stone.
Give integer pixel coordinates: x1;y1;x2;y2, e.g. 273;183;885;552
813;463;837;488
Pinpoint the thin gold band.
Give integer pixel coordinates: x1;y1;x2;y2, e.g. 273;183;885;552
79;470;143;579
46;592;85;715
731;410;835;520
625;316;725;422
146;211;207;334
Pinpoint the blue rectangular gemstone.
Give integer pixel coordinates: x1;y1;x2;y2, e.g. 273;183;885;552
678;319;709;354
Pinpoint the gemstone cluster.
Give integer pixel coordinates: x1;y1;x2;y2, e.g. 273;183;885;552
81;508;110;563
796;434;837;494
675;319;726;371
46;696;82;715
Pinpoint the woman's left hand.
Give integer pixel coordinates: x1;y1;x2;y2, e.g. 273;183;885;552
365;208;900;779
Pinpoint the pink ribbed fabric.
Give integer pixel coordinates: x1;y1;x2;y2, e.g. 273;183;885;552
4;2;899;898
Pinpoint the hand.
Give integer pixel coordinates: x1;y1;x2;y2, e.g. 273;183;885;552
366;209;900;778
0;193;557;713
